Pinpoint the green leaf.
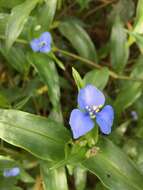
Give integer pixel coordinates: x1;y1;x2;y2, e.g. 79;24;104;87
38;0;57;30
12;187;22;190
133;0;143;34
0;176;18;190
74;166;87;190
28;53;60;109
109;0;135;23
0;0;24;9
41;162;68;190
28;53;63;122
0;155;16;170
19;170;34;183
13;96;31;109
0;109;70;161
59;19;98;62
76;0;90;9
131;55;143;79
83;67;109;90
0;13;9;34
130;33;143;53
114;82;142;115
0;93;10;108
82;138;143;190
96;182;107;190
114;56;143;115
72;67;84;90
5;0;39;49
0;43;29;73
110;17;129;73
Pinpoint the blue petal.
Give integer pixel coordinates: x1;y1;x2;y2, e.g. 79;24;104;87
96;105;114;134
39;32;52;44
3;167;20;177
39;44;51;53
78;85;105;110
69;109;94;139
30;39;40;52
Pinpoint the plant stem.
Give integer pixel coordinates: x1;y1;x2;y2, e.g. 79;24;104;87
0;34;28;44
0;35;142;82
54;48;143;82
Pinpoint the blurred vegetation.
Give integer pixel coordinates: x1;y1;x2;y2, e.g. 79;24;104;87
0;0;143;190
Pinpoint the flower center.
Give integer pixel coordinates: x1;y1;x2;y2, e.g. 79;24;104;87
39;41;46;47
85;105;102;119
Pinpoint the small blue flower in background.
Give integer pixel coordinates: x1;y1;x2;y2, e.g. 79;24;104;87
131;110;138;121
3;167;20;177
69;84;114;139
30;32;52;53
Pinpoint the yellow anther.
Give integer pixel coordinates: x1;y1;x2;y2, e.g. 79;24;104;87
37;85;48;95
96;109;100;113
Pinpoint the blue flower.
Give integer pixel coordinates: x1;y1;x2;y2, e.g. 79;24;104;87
3;167;20;177
69;84;114;139
30;32;52;53
131;111;138;121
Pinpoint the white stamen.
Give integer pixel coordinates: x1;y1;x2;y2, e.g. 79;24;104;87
85;104;102;119
93;105;97;111
85;106;89;110
39;41;46;47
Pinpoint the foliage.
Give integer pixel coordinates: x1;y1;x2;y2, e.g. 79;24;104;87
0;0;143;189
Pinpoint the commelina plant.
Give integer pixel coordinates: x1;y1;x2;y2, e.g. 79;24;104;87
30;32;114;139
1;1;143;189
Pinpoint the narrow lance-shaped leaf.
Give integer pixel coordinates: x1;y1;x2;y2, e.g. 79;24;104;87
59;19;98;62
41;162;68;190
0;155;16;170
38;0;57;30
0;0;24;9
0;93;10;108
72;67;84;90
28;53;63;122
74;166;87;190
114;55;143;116
0;13;9;34
133;0;143;34
5;0;39;49
114;83;142;116
28;53;60;109
0;43;29;73
83;67;109;90
0;109;70;161
109;0;135;24
82;138;143;190
110;17;129;73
